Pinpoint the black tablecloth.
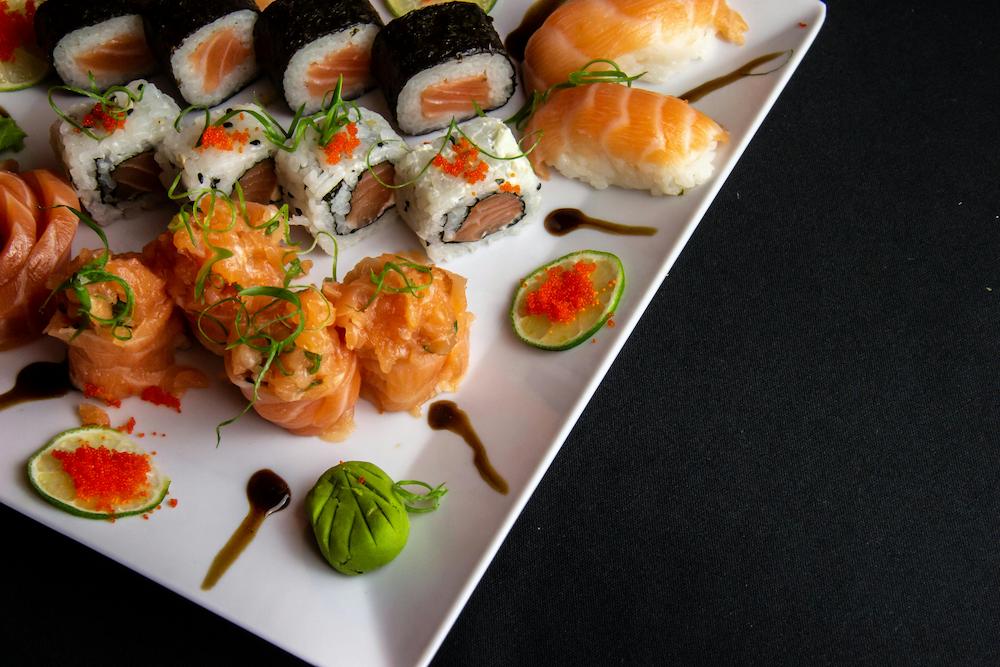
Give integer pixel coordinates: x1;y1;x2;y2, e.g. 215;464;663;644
4;1;999;664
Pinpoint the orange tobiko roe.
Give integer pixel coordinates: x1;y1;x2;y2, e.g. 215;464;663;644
0;1;36;62
141;385;182;412
81;103;126;133
51;444;151;512
524;260;599;323
323;123;360;165
198;125;249;151
432;138;489;184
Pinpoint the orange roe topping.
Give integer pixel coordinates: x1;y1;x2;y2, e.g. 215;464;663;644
50;444;151;513
198;125;250;152
322;122;360;165
525;260;599;323
82;103;126;134
167;498;178;508
498;181;521;195
78;403;111;428
116;416;136;435
84;383;121;408
141;386;182;412
0;1;36;62
607;318;616;328
432;138;488;184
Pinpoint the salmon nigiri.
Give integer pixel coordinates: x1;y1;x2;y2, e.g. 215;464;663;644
0;170;79;349
524;83;728;196
224;287;361;440
45;250;208;404
323;253;472;414
522;0;748;93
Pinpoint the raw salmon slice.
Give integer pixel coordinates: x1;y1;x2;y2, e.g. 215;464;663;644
421;74;490;120
189;27;252;94
305;44;372;100
453;192;524;242
112;150;162;201
75;32;155;76
345;162;394;231
237;158;278;204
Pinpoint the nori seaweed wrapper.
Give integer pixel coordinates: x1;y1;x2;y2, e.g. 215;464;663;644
143;0;258;67
255;0;383;104
34;0;146;64
371;2;512;116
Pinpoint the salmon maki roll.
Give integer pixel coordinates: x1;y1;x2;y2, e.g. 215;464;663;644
523;0;749;93
143;199;304;355
524;83;728;195
34;0;157;90
224;287;361;440
0;170;79;350
45;250;208;404
255;0;383;114
144;0;259;107
324;253;472;414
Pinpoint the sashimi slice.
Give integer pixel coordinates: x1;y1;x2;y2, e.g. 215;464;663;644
305;44;372;100
421;74;490;120
189;27;252;94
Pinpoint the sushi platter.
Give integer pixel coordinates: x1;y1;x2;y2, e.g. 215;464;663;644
0;0;825;665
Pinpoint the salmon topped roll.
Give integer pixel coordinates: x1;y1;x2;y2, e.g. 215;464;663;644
224;287;361;440
144;198;304;355
324;253;472;414
45;249;208;405
524;83;728;195
144;0;260;107
371;3;515;135
34;0;157;90
255;0;383;114
0;170;79;350
522;0;749;93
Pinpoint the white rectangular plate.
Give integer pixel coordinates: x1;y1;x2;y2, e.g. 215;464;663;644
0;1;824;664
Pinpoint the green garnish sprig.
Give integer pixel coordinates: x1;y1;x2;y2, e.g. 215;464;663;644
44;206;135;340
48;75;146;141
392;480;448;513
300;77;363;148
506;59;646;130
174;101;297;150
362;256;434;311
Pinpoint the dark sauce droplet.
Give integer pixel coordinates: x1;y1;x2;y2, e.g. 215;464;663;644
505;0;568;62
0;359;73;411
545;208;657;237
428;401;509;495
679;50;792;103
201;469;291;591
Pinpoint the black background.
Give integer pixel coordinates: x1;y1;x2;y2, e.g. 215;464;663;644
4;0;1000;664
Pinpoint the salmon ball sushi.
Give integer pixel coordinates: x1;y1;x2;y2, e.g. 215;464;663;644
371;3;515;135
34;0;157;90
393;117;540;262
255;0;383;114
276;107;407;254
144;0;260;107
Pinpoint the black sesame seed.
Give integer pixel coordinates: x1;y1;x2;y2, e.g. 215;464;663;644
126;109;134;116
250;139;260;146
223;122;234;128
536;183;541;190
295;208;302;216
197;173;204;184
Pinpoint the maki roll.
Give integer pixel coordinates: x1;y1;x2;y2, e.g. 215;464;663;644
393;117;540;262
156;104;279;204
50;80;180;225
144;0;259;107
371;3;515;135
276;107;407;254
255;0;383;114
34;0;156;89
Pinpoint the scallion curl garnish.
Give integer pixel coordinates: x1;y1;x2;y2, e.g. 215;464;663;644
48;74;145;140
506;58;645;130
392;480;448;513
43;206;135;341
362;256;434;311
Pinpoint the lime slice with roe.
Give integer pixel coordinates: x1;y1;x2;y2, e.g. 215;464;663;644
27;426;170;520
0;1;49;92
385;0;497;18
511;250;626;351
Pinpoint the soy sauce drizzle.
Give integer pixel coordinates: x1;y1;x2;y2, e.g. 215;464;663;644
428;401;509;495
0;359;73;410
679;50;792;103
505;0;568;61
201;469;291;591
545;208;657;237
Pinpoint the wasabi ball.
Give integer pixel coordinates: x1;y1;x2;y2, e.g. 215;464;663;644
306;461;410;575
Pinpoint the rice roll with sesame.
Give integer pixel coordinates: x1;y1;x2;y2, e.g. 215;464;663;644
394;117;540;262
255;0;383;114
50;80;180;225
156;104;280;204
371;3;515;136
276;107;407;254
144;0;260;107
34;0;157;89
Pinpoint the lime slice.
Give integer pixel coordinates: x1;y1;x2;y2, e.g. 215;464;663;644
511;250;626;351
27;426;170;520
385;0;497;18
0;47;49;92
